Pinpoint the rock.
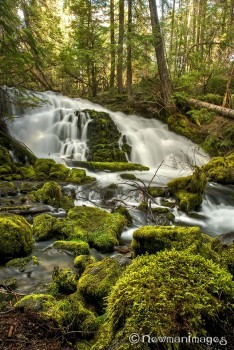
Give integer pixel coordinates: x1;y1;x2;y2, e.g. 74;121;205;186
218;231;234;245
114;245;131;254
6;256;39;272
0;181;17;196
111;254;132;267
202;154;234;184
33;213;58;241
53;240;90;256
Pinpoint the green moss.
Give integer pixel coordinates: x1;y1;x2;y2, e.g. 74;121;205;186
202;154;234;184
53;240;90;255
167;167;207;212
49;163;70;180
0;164;12;175
6;255;39;271
18;165;36;179
0;181;17;196
119;173;137;180
220;244;234;277
20;182;37;193
167;114;202;144
67;168;87;183
34;158;56;176
0;214;34;262
112;205;132;226
71;161;149;172
33;213;58;241
74;255;96;276
94;251;234;349
138;201;148;212
68;206;127;252
78;257;126;314
51;266;78;294
15;294;55;311
31;181;62;207
0;145;13;166
148;186;168;198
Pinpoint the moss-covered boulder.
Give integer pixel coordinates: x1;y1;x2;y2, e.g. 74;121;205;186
151;207;175;225
131;225;215;258
71;161;149;172
18;165;36;179
167;167;207;212
93;251;234;349
0;214;34;262
0;181;17;196
66;168;87;183
0;164;12;176
148;186;168;198
74;255;96;276
34;158;56;179
51;266;78;294
33;213;58;241
53;240;90;256
202;154;234;184
112;205;132;226
78;257;126;314
86;109;128;162
167;113;203;144
120;173;137;180
49;163;70;180
0;145;13;167
6;255;39;271
67;206;127;252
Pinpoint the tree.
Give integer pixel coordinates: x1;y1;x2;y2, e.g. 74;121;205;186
117;0;124;94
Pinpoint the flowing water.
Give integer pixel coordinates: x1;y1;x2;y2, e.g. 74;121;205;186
1;90;233;293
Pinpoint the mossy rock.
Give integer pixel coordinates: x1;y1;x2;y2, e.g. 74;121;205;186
51;266;78;294
112;205;132;226
151;207;175;225
31;181;62;207
167;113;203;144
15;294;55;311
0;145;13;166
53;240;90;256
131;225;219;259
20;182;38;193
49;163;70;180
71;161;149;172
119;173;137;180
0;214;34;262
78;257;126;314
6;255;39;271
94;250;234;349
202;154;234;184
66;168;89;184
148;186;168;198
0;164;12;175
18;165;36;179
74;255;96;276
0;181;17;196
68;206;127;252
33;213;58;241
34;158;56;176
167;167;207;212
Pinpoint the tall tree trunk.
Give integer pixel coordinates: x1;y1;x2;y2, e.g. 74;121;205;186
117;0;124;94
126;0;133;96
109;0;115;92
222;64;234;108
148;0;175;112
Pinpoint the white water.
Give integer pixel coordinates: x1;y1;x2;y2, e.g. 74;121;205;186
8;91;234;236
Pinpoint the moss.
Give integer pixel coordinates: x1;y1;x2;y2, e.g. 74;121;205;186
131;225;219;259
51;266;78;294
167;113;203;144
148;186;168;198
0;214;34;262
68;206;127;252
20;182;37;193
71;161;149;172
6;255;39;271
67;168;88;183
49;163;70;180
33;213;58;241
0;277;17;289
119;173;137;180
112;205;132;226
18;165;36;179
220;244;234;277
0;164;12;175
15;294;55;311
78;257;126;314
53;240;90;256
31;181;62;207
138;201;148;212
34;158;56;176
167;167;207;212
0;145;13;166
53;218;75;238
94;251;234;349
202;154;234;184
74;255;96;276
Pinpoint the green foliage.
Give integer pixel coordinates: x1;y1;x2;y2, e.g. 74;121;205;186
0;214;34;262
33;213;58;241
202;154;234;184
186;108;215;126
78;257;126;314
94;251;234;349
199;94;222;105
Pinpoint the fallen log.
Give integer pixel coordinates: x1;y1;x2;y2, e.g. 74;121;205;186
186;98;234;119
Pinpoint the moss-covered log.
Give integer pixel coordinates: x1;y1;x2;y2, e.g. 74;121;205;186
187;98;234;119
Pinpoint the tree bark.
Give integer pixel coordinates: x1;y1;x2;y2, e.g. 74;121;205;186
117;0;124;94
187;98;234;119
110;0;115;92
148;0;175;113
126;0;133;96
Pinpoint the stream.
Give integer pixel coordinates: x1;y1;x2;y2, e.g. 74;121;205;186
1;90;233;294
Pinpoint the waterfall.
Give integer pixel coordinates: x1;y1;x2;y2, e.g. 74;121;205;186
9;90;208;170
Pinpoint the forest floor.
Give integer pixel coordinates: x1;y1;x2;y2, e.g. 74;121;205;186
0;309;73;350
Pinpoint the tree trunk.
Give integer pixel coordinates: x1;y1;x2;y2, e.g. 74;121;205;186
117;0;124;94
222;64;234;108
126;0;133;96
187;98;234;119
148;0;175;113
109;0;115;92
